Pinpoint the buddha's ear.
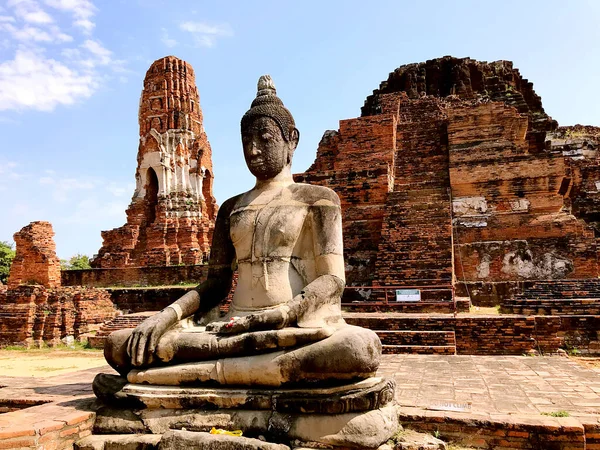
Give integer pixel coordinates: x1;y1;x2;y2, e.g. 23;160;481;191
287;128;299;164
289;128;299;149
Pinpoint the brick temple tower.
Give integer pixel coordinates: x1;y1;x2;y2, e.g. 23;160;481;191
92;56;218;268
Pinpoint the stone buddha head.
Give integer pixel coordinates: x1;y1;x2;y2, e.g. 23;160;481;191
241;75;300;180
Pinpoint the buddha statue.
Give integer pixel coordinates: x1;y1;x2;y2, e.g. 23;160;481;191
102;75;381;387
92;76;398;450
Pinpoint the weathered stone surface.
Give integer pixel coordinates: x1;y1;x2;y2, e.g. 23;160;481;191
122;325;380;387
93;374;395;413
295;56;600;304
94;405;399;449
93;55;218;268
158;430;289;450
76;433;161;450
7;221;61;289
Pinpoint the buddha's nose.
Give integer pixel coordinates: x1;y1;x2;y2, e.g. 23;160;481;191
250;143;261;156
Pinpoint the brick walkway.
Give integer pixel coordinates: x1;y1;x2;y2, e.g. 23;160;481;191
378;355;600;418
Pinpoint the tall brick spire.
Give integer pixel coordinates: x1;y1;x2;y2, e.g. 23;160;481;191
92;56;218;268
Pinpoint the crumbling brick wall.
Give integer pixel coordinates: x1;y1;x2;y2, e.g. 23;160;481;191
0;285;117;346
1;221;118;346
7;221;61;289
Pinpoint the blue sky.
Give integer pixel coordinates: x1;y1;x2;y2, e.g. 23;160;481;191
0;0;599;259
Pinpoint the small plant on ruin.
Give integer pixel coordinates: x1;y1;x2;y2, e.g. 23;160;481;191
541;410;570;417
386;428;406;446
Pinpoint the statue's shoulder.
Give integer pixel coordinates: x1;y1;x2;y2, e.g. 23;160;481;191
290;183;341;207
218;194;244;216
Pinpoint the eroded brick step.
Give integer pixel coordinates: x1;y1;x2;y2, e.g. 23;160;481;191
501;298;600;315
343;302;456;313
382;344;456;355
376;330;456;346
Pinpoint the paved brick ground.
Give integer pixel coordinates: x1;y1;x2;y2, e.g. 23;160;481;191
0;356;599;419
378;355;600;418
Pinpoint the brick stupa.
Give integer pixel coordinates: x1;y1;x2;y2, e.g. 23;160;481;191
92;56;218;268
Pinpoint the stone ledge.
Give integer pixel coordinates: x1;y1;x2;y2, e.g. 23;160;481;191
94;374;395;414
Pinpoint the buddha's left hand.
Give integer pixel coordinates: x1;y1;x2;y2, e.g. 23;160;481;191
206;305;291;334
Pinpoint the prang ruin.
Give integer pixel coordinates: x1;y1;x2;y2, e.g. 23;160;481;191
92;56;218;268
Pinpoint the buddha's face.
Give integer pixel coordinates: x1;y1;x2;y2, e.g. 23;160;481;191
242;116;296;180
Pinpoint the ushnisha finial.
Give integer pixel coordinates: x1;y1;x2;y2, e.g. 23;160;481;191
241;75;296;143
257;75;276;96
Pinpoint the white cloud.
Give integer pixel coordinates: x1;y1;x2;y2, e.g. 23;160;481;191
0;22;72;42
8;0;54;25
0;161;25;180
161;27;177;48
81;39;111;64
22;9;53;24
0;1;127;112
0;161;18;174
179;21;233;48
0;48;97;111
43;0;96;33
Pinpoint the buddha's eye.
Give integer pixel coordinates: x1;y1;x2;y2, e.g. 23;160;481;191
261;132;273;141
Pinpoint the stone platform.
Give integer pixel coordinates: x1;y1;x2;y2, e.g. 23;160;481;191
91;374;399;448
94;374;395;413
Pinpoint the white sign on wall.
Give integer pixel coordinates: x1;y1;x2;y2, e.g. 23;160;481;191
395;289;421;302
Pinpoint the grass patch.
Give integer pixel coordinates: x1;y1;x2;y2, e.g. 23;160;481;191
541;410;570;417
0;340;101;353
1;345;31;351
103;283;198;289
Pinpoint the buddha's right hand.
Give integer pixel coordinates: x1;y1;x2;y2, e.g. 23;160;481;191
127;308;178;367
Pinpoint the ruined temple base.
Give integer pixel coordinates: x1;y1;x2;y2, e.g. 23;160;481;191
2;356;600;448
90;374;399;449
